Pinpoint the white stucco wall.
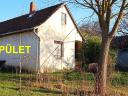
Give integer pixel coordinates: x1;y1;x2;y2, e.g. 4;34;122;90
0;31;39;72
37;5;82;72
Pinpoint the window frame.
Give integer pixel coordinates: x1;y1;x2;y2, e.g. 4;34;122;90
54;40;64;58
61;12;67;25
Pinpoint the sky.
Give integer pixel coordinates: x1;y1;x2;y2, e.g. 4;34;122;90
0;0;95;24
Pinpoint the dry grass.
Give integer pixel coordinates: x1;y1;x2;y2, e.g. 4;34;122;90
0;71;127;96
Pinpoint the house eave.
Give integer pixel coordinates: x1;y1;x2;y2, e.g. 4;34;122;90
0;27;34;37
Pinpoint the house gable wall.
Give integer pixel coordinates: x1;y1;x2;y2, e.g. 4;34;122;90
37;5;82;72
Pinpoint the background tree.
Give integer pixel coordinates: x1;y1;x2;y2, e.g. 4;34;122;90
118;15;128;35
80;21;117;79
80;20;101;64
64;0;128;95
80;20;101;36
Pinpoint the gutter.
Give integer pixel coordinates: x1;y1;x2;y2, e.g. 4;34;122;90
0;27;34;36
0;26;41;41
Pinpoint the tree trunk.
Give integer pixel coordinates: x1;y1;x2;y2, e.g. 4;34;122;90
95;37;111;96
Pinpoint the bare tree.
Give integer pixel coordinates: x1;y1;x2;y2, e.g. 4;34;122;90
80;20;101;36
63;0;128;95
40;0;127;95
118;15;128;35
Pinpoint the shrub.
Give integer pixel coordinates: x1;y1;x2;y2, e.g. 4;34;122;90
111;72;128;86
84;36;101;64
64;71;83;81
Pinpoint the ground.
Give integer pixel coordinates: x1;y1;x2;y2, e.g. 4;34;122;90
0;71;128;96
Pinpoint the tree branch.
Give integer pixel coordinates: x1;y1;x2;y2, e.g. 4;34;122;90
109;0;127;37
105;1;111;32
74;0;99;15
110;0;118;7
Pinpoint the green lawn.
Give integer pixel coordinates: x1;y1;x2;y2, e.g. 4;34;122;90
0;71;128;96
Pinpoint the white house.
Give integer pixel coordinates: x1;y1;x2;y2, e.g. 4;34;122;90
0;2;84;73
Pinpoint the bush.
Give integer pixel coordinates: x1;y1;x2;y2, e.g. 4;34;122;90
64;71;95;81
64;71;83;81
84;35;117;71
84;36;101;64
111;72;128;86
82;63;88;71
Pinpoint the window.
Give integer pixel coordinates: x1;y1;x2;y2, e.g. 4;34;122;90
54;40;64;58
61;13;66;25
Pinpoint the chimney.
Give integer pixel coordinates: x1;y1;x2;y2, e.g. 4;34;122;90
30;2;36;14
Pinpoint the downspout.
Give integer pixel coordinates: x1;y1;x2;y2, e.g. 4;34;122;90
33;27;40;73
19;31;22;94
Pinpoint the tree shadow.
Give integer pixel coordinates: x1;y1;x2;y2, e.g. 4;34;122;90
1;86;20;91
